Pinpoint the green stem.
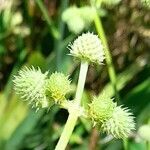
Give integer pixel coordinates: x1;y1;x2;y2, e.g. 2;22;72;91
55;61;89;150
147;142;150;150
123;139;128;150
93;9;120;103
75;61;89;105
55;112;78;150
35;0;60;39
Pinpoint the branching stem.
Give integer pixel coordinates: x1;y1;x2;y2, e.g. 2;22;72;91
55;61;88;150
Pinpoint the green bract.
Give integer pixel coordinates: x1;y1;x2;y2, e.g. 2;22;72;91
46;72;71;104
100;106;135;139
88;96;116;125
68;32;105;64
13;66;49;110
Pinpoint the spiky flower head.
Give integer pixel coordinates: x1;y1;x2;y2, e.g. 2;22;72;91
46;72;71;104
88;95;116;126
100;106;135;139
68;32;105;65
13;66;49;110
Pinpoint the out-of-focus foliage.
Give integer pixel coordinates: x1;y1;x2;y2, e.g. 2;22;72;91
0;0;150;150
62;6;95;34
140;0;150;9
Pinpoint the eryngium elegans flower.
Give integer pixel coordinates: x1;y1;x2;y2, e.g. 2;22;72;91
13;66;48;109
68;32;105;64
88;96;116;125
100;106;135;139
46;72;71;104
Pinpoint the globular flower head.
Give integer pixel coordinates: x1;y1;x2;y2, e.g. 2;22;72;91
88;95;116;126
13;66;49;110
100;106;135;139
46;72;71;104
68;32;105;64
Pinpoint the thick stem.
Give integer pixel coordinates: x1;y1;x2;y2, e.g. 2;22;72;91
55;61;88;150
123;139;128;150
55;112;78;150
93;9;120;103
75;61;89;104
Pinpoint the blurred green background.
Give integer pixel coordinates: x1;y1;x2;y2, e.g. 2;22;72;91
0;0;150;150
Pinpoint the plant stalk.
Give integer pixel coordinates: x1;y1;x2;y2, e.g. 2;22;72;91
55;61;88;150
54;0;69;71
93;9;120;103
75;61;88;105
35;0;60;39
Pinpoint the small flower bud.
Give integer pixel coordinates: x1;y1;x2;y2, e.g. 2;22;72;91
88;95;116;126
46;72;71;104
13;66;49;110
68;32;105;64
100;106;135;139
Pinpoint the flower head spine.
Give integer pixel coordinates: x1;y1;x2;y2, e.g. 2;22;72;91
46;72;71;104
13;66;49;110
100;106;135;139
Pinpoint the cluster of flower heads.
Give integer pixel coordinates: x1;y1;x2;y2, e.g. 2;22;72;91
13;32;135;139
88;94;135;139
68;32;135;139
13;67;71;110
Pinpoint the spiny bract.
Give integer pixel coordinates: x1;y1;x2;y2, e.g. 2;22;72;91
13;66;49;110
68;32;105;64
100;106;135;139
88;96;116;125
46;72;71;104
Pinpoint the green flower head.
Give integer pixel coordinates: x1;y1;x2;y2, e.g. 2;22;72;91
88;95;116;126
100;106;135;139
68;32;105;64
13;66;49;110
46;72;71;104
